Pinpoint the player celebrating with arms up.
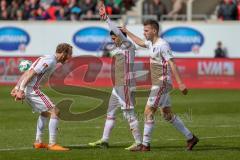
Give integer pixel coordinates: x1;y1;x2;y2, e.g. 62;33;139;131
89;3;142;151
121;20;199;151
11;43;72;151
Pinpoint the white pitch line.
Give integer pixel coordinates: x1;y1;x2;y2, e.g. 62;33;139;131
0;141;133;152
1;135;240;152
0;147;33;151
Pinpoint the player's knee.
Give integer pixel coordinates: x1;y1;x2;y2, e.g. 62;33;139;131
49;107;60;117
144;108;155;121
106;115;115;120
123;110;136;122
106;111;116;120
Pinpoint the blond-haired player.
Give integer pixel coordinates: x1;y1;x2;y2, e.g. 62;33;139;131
11;43;72;151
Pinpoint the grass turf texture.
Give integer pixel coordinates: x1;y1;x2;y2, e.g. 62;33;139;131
1;86;240;160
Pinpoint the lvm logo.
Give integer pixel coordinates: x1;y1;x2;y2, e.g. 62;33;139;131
198;61;234;76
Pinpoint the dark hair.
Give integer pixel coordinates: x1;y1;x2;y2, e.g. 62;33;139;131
143;19;159;33
110;28;127;37
56;43;73;55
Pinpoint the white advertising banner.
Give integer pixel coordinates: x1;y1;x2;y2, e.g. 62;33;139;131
0;21;239;58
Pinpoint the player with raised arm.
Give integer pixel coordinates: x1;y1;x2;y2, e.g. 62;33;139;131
121;19;199;151
88;3;142;151
11;43;72;151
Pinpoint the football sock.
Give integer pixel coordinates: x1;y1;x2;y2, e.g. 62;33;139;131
35;115;47;143
129;119;142;144
142;120;154;146
49;118;59;145
171;115;193;140
102;118;115;142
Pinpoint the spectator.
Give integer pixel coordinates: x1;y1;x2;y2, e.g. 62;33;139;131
168;0;186;19
67;0;81;20
69;5;81;20
56;6;67;20
16;9;24;20
142;0;167;21
218;0;237;20
0;0;136;20
29;0;39;10
9;0;19;19
0;8;8;20
45;2;60;20
122;0;134;12
106;0;120;15
22;0;32;20
1;0;8;11
35;7;48;20
214;41;227;58
80;0;95;15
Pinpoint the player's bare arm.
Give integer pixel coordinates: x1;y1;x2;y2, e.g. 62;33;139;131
10;71;28;97
15;69;38;101
120;26;146;48
98;3;128;42
168;59;188;95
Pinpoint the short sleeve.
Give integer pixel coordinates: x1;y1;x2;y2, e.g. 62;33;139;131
161;44;174;61
144;40;151;49
32;58;51;74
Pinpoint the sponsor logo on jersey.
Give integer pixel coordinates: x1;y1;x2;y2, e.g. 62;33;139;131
161;27;204;53
0;27;30;51
73;27;110;52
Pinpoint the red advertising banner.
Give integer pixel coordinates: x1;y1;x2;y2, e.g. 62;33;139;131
173;58;240;89
0;57;240;89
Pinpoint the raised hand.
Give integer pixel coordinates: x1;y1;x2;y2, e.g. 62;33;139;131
98;3;107;20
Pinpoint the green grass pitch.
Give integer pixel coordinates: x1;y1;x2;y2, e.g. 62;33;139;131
1;86;240;160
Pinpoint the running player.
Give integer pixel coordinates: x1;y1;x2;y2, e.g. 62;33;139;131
11;43;72;151
121;19;199;151
88;4;142;151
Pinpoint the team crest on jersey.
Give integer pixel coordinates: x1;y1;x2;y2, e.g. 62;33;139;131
42;63;48;69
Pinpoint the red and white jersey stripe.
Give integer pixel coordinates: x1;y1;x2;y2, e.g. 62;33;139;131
145;38;173;85
27;55;57;88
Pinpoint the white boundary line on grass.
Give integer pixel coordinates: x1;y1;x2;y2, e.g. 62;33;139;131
1;135;240;152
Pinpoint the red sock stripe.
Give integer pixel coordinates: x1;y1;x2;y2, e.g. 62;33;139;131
106;116;116;120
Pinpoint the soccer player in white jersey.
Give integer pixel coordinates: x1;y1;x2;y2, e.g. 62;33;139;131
88;4;142;151
121;19;199;151
10;43;72;151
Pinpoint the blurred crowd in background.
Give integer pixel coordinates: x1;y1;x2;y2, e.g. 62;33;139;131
0;0;136;20
143;0;240;21
0;0;240;21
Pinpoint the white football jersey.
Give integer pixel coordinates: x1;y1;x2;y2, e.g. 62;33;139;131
145;38;173;85
107;17;136;86
27;55;57;88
